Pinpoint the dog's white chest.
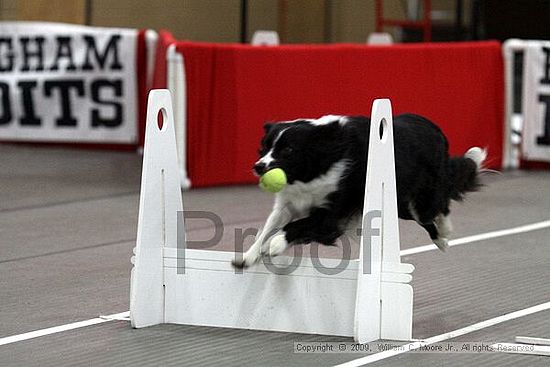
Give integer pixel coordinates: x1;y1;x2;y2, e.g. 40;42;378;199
276;160;348;217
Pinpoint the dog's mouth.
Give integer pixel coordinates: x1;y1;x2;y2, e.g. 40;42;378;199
252;167;291;183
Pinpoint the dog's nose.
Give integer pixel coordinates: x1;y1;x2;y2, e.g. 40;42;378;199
253;162;267;176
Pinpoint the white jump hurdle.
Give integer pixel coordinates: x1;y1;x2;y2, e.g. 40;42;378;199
130;89;414;342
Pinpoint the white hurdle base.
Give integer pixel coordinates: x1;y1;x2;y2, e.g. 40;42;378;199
130;90;414;342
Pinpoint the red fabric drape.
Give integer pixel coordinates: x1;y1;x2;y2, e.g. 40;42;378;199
173;41;504;187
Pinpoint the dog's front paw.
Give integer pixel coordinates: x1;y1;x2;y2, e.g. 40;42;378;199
433;237;449;252
231;257;248;268
232;249;261;268
267;234;288;257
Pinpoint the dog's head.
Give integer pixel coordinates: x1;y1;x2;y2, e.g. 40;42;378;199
253;115;348;184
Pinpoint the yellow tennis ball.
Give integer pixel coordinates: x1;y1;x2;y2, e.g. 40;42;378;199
259;168;287;193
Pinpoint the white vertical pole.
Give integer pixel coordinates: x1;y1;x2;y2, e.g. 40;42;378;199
354;99;389;343
167;45;192;189
503;39;526;170
144;30;158;91
354;99;414;343
251;30;280;45
130;90;184;328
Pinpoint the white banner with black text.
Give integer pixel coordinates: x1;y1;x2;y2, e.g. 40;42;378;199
0;22;138;143
522;41;550;162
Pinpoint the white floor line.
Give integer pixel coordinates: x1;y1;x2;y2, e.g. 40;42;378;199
515;336;550;346
0;311;129;347
333;301;550;367
401;219;550;256
2;220;549;348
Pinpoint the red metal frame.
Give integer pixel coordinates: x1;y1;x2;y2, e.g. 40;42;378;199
375;0;432;42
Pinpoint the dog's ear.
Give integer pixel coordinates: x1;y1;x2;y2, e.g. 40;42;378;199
263;122;275;134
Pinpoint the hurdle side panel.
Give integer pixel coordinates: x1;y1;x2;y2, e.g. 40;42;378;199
130;90;184;328
354;100;386;343
354;99;414;343
380;282;413;340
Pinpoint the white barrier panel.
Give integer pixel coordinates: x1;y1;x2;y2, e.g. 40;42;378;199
367;32;394;45
130;90;414;342
521;41;550;162
504;39;550;167
251;31;280;46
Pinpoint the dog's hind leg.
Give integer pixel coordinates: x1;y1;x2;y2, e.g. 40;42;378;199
410;199;451;252
264;208;346;260
420;222;449;252
266;233;289;257
260;208;343;260
431;213;453;251
280;208;343;248
435;213;453;238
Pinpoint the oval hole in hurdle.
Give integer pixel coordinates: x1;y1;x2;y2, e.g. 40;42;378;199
378;118;388;143
157;108;167;131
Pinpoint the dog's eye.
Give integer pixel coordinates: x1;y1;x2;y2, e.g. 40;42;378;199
281;146;293;156
258;146;268;156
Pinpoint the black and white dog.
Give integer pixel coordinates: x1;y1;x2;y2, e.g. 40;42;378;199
232;114;486;268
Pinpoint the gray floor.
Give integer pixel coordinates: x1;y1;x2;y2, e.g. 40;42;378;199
1;144;550;366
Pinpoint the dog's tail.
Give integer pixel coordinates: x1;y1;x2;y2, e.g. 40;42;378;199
447;147;487;201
